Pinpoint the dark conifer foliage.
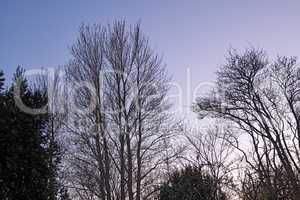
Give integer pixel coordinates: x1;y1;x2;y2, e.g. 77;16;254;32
0;67;68;200
159;166;227;200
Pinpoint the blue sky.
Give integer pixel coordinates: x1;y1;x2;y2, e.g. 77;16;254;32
1;0;300;112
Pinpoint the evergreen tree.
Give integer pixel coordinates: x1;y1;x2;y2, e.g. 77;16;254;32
159;166;227;200
0;67;50;200
37;69;71;200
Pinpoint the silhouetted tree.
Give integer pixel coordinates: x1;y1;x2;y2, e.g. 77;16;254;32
185;124;237;198
0;67;50;199
36;69;70;200
240;166;295;200
0;67;70;200
194;48;300;199
65;21;181;200
159;165;227;200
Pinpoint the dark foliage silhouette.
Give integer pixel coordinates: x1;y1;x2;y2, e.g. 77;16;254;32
159;166;227;200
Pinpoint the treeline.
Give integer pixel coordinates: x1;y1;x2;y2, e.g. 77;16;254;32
1;21;300;200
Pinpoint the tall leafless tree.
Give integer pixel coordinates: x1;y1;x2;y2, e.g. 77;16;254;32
65;21;180;200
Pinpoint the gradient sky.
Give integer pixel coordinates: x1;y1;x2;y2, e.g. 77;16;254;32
1;0;300;114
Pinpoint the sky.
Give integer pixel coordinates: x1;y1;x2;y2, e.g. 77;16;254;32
1;0;300;117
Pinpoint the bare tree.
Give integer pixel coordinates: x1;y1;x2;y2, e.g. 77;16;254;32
194;48;300;199
65;21;179;200
185;123;237;199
